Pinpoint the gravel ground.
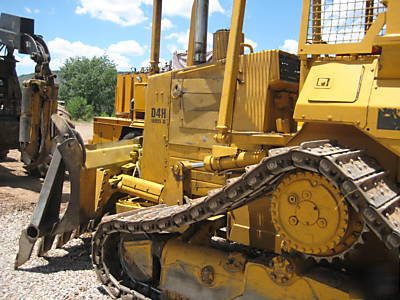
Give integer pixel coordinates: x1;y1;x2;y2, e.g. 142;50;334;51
0;200;109;300
0;121;110;299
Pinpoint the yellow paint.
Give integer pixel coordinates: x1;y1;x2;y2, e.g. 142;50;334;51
117;174;164;203
228;196;277;251
295;58;377;128
242;262;359;299
158;238;360;299
71;2;400;298
84;139;134;169
93;73;148;143
216;0;246;142
21;79;58;165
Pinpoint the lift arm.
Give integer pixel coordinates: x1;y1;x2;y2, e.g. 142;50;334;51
215;0;246;143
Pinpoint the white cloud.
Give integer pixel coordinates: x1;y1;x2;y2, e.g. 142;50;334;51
15;54;37;75
166;30;213;52
161;18;174;31
140;58;168;68
245;38;258;50
280;39;298;54
147;18;174;31
166;30;190;49
141;59;151;68
163;0;225;18
167;44;179;54
107;53;132;69
207;32;213;50
48;38;104;70
209;0;225;15
15;55;36;69
46;38;146;71
75;0;225;26
107;40;146;56
75;0;153;26
24;7;40;14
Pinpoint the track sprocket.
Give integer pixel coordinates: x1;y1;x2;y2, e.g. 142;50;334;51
271;171;365;261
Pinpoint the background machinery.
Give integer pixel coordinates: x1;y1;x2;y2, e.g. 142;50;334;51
16;0;400;299
92;72;148;144
0;13;60;176
92;58;173;143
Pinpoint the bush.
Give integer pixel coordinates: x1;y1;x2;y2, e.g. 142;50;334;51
98;111;110;117
65;97;94;121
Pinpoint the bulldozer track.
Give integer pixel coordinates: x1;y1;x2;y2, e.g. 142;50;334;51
92;140;400;299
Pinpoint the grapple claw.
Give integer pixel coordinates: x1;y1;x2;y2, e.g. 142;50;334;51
15;115;88;268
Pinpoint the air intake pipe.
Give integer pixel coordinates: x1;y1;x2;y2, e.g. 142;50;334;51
193;0;209;64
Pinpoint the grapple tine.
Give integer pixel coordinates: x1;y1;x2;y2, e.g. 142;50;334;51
15;148;65;268
56;231;73;248
38;235;56;257
50;138;84;235
14;229;36;269
88;219;95;231
74;226;82;238
82;222;91;233
70;228;78;240
74;224;85;238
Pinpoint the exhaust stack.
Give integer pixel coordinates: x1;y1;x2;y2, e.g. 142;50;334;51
193;0;209;64
150;0;162;73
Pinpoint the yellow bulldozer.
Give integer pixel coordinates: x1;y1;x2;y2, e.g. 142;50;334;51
92;72;148;144
16;0;400;299
0;13;61;176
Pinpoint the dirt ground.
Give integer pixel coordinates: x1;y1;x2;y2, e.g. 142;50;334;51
0;121;93;213
0;121;93;215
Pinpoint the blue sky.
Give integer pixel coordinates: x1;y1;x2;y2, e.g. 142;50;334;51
2;0;302;75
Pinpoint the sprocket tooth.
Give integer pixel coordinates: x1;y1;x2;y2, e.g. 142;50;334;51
326;257;334;263
312;255;327;263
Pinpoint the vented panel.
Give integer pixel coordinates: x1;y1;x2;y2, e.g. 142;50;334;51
279;53;300;83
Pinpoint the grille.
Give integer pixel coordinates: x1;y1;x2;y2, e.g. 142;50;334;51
279;53;300;83
306;0;386;44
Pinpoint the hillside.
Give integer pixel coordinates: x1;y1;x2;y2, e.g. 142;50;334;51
18;71;61;85
18;70;128;85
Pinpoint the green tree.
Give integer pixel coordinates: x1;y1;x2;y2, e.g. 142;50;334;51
65;97;94;121
59;56;117;116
